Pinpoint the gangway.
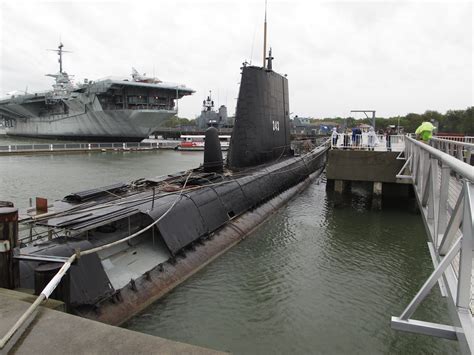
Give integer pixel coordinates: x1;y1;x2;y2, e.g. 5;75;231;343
391;136;474;354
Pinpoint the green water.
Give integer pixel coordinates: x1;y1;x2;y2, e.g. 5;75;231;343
124;180;459;354
0;150;203;209
0;147;459;354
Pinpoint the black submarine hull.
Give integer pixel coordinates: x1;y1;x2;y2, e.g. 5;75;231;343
77;148;327;325
14;55;330;326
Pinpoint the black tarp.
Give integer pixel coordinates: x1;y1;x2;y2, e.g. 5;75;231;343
20;239;114;306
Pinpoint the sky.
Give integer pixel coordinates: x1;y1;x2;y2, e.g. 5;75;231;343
0;0;472;120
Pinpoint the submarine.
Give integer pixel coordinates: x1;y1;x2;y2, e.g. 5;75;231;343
0;49;329;326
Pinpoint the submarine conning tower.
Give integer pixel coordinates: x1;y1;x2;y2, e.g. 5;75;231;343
227;52;291;169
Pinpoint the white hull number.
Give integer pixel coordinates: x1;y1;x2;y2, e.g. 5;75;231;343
272;120;280;132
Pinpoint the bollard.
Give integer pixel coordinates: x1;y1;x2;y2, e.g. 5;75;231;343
34;263;71;311
0;202;19;289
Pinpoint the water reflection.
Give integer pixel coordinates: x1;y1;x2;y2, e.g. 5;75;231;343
125;175;459;354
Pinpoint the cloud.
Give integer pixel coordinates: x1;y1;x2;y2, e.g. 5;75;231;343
0;0;471;119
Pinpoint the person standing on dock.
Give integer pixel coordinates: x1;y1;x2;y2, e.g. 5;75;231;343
351;127;362;147
331;127;339;148
367;127;378;150
415;121;436;143
343;128;351;149
386;127;395;151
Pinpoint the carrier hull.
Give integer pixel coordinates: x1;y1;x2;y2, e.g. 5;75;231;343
5;109;176;142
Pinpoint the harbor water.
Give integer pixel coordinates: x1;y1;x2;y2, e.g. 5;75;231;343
0;141;459;354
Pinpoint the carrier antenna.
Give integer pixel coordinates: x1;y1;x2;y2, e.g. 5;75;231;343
47;42;72;73
263;0;268;68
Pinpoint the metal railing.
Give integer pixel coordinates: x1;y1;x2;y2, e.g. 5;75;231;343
430;137;474;165
330;133;405;152
437;135;474;144
0;141;179;153
392;136;474;352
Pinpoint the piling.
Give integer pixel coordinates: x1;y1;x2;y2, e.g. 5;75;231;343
0;202;19;289
372;182;383;210
334;180;350;193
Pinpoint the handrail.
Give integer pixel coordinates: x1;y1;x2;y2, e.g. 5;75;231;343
436;135;474;144
330;133;405;151
406;136;474;181
392;135;473;351
431;137;474;149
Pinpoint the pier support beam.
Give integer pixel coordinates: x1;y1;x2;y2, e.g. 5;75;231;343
334;180;350;193
372;182;382;210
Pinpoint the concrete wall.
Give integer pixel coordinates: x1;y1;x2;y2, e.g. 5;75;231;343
326;150;404;183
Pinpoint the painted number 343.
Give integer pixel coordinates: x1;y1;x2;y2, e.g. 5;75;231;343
272;121;280;132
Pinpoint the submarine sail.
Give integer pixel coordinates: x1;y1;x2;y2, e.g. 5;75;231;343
227;52;292;169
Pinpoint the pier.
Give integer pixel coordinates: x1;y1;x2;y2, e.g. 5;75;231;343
0;289;221;354
328;134;474;353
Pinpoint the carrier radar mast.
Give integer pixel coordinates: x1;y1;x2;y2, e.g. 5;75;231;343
47;42;72;74
262;0;268;68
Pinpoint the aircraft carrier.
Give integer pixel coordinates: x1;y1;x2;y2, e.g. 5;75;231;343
0;43;194;142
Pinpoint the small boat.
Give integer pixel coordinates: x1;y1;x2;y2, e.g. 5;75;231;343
178;134;231;151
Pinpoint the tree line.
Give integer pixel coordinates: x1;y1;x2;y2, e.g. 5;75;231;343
164;107;472;134
312;107;473;135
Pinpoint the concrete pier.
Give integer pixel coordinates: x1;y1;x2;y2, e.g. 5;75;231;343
0;290;223;354
326;150;405;184
326;150;410;207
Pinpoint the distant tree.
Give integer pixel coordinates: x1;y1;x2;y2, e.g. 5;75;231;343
297;107;472;134
163;116;196;128
345;116;356;128
463;107;474;134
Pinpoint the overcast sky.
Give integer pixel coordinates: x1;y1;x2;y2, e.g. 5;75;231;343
0;0;472;119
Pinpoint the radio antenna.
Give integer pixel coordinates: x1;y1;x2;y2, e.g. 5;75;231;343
263;0;267;68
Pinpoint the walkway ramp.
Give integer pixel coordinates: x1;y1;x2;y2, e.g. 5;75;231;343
391;136;474;355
